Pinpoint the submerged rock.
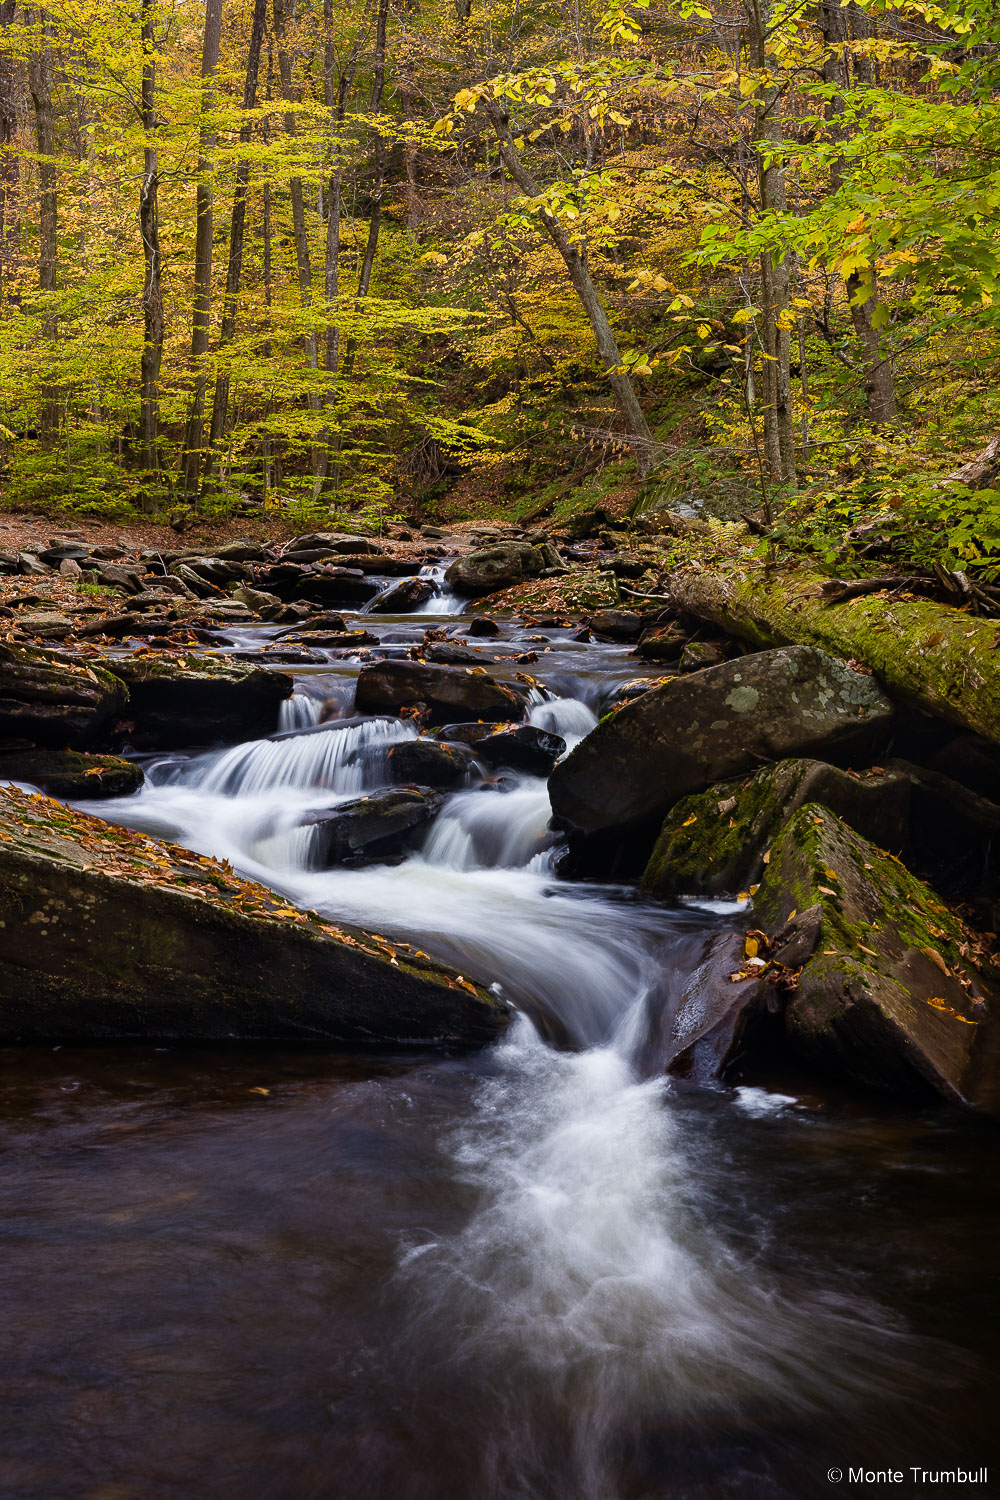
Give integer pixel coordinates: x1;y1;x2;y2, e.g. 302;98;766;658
642;759;911;900
305;788;444;866
0;749;143;799
754;805;1000;1109
0;642;128;749
355;660;523;723
0;785;509;1047
90;654;293;750
548;646;894;844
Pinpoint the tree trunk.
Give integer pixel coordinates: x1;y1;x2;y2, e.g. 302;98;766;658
138;0;164;486
487;106;656;476
180;0;224;497
273;0;321;454
205;0;267;471
941;434;1000;490
667;560;1000;748
338;0;389;384
819;0;897;427
0;0;20;309
26;9;58;436
751;0;795;486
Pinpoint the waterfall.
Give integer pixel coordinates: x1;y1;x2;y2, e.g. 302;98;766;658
421;780;557;871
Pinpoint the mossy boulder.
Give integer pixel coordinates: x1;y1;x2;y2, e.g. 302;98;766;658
304;788;444;867
445;541;560;595
0;784;509;1046
642;759;911;900
754;805;1000;1108
91;653;293;750
0;642;128;749
548;645;894;843
0;749;143;799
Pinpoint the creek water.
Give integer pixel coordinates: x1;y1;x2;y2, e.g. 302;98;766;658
1;581;997;1499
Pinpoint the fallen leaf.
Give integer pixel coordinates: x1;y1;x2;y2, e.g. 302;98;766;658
682;813;698;827
817;885;838;896
922;946;951;976
762;849;771;864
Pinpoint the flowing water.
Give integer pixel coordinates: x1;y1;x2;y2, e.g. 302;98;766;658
1;583;997;1499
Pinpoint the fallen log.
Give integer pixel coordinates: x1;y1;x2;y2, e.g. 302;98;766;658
667;562;1000;746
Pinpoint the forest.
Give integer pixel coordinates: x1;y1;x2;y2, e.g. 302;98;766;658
1;0;999;566
1;0;1000;1494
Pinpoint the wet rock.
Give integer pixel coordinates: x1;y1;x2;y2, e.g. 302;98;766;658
665;931;770;1085
679;641;726;672
642;759;911;900
0;749;143;798
436;721;500;746
587;608;643;641
549;645;895;845
304;787;444;867
754;805;1000;1109
634;625;687;662
424;641;496;666
0;784;508;1047
476;725;567;774
0;643;128;749
280;611;348;633
445;541;561;596
90;654;293;750
355;660;524;724
293;569;382;607
369;576;434;612
386;738;478;788
469;616;500;637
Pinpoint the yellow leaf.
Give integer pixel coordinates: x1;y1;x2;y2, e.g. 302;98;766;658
817;885;837;896
761;849;771;864
682;813;698;826
745;936;759;958
249;1086;270;1096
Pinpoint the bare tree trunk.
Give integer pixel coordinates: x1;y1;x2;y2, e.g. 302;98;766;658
941;434;1000;490
273;0;322;475
138;0;164;487
27;8;58;436
487;105;655;476
179;0;224;497
338;0;389;383
751;0;795;487
819;0;897;427
205;0;267;471
0;0;19;309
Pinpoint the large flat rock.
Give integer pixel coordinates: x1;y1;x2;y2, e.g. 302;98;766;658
548;645;894;840
90;653;293;749
0;785;510;1046
0;642;127;749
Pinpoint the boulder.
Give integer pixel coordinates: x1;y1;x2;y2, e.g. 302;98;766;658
754;805;1000;1108
284;531;381;555
634;625;687;662
424;641;496;666
642;759;911;900
90;654;293;750
0;643;128;749
468;615;500;637
232;585;282;612
549;645;894;843
0;749;143;799
304;788;443;866
0;784;508;1047
587;608;643;641
369;576;434;612
13;611;76;639
386;738;478;788
355;660;524;723
445;541;560;596
476;725;566;775
679;641;726;672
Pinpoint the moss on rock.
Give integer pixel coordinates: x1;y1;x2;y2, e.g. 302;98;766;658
755;804;1000;1108
641;759;910;900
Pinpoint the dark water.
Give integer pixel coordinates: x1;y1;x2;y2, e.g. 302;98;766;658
3;587;999;1499
2;1044;996;1500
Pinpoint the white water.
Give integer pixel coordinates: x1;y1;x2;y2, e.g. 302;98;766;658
77;670;918;1497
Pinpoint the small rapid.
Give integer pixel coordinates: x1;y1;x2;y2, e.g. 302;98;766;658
69;608;940;1499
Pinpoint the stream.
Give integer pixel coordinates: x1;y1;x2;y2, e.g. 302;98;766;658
1;576;997;1498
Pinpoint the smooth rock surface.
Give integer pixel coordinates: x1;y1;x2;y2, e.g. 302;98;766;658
355;660;524;723
0;785;508;1046
549;646;894;840
0;643;128;749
